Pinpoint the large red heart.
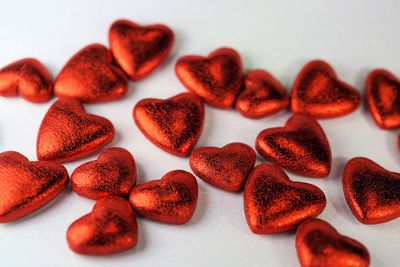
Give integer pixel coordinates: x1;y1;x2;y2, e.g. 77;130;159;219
343;157;400;224
67;196;138;255
291;60;360;118
175;47;243;109
54;44;128;102
109;19;174;81
255;114;331;178
235;69;289;118
0;58;52;103
133;92;204;157
71;147;136;200
365;69;400;129
189;142;256;192
0;151;68;223
129;170;198;224
37;98;115;163
296;219;370;267
244;163;326;234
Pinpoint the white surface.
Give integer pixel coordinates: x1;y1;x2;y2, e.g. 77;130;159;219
0;0;399;266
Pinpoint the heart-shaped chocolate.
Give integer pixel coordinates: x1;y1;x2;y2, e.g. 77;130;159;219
133;92;204;157
343;157;400;224
67;196;138;255
71;147;136;200
189;142;256;192
244;164;326;234
236;69;289;118
366;69;400;129
175;47;243;109
291;60;360;118
109;19;174;81
54;44;128;102
0;151;68;223
296;219;370;267
0;58;52;103
37;98;114;163
129;170;198;224
255;114;331;178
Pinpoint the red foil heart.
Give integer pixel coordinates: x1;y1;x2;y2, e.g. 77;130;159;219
235;69;289;118
0;58;52;103
189;142;256;192
255;114;331;178
67;196;138;255
54;44;128;102
109;19;174;80
0;151;68;223
129;170;198;224
296;219;370;267
291;60;361;118
133;92;204;157
244;163;326;234
366;69;400;129
175;47;243;109
37;98;114;163
71;147;136;200
343;157;400;224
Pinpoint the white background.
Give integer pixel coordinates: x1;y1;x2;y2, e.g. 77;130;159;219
0;0;399;266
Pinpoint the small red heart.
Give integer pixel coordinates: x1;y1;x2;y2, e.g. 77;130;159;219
129;170;198;224
255;114;331;178
67;196;138;255
109;19;174;81
0;58;52;103
189;142;256;192
291;60;361;118
133;92;204;157
235;69;289;118
244;164;326;234
54;44;128;102
37;98;115;163
343;157;400;224
0;151;68;223
296;219;370;267
175;47;243;109
71;147;136;200
366;69;400;129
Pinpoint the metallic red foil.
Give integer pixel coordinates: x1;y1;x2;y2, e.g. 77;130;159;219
343;157;400;224
236;69;289;118
175;47;243;109
244;163;326;234
129;170;198;224
189;142;256;192
0;58;52;103
133;92;204;157
255;114;331;178
296;219;370;267
37;98;114;163
109;19;174;80
71;147;136;200
54;44;128;102
67;196;138;255
366;69;400;129
0;151;68;223
291;60;360;118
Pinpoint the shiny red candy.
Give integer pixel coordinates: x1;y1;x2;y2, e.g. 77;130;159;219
236;69;289;118
0;58;52;103
256;114;331;178
244;163;326;234
189;142;256;192
109;19;174;80
291;60;360;118
175;47;243;109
